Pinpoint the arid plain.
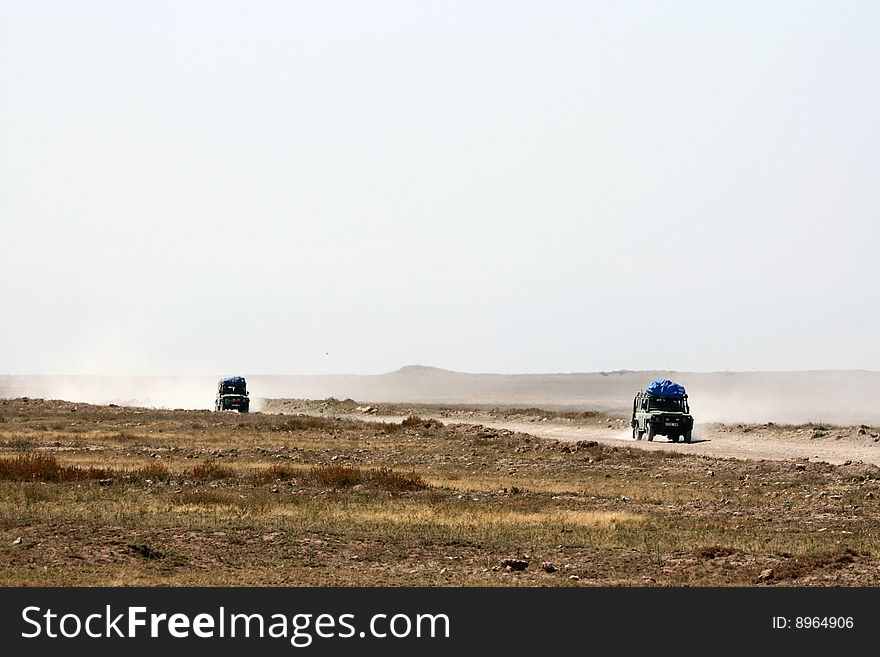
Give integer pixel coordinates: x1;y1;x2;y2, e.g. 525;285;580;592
2;367;879;586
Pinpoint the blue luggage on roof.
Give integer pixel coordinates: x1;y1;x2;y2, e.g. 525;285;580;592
645;379;686;399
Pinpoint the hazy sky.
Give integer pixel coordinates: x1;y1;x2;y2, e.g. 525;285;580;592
2;1;878;375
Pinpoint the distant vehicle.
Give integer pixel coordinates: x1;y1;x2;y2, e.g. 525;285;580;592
631;379;694;443
215;376;249;413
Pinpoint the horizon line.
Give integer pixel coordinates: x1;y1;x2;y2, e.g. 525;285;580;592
2;366;880;377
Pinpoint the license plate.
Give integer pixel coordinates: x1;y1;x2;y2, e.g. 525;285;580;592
666;422;678;427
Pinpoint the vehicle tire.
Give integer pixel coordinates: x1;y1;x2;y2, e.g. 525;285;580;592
647;426;655;442
632;426;638;440
671;434;679;443
684;429;692;444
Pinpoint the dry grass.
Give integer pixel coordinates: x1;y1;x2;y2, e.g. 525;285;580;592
273;505;643;529
0;437;35;449
250;464;300;484
772;548;864;581
190;461;235;481
0;454;110;481
128;463;173;481
307;463;363;488
306;463;428;492
1;398;879;586
172;490;277;516
362;466;428;492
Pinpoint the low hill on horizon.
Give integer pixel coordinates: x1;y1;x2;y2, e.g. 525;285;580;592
3;366;880;424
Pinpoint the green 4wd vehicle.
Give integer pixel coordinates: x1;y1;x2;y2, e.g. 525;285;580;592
215;376;250;413
631;379;694;443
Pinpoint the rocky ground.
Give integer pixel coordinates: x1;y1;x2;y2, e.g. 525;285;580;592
263;398;880;466
1;398;879;586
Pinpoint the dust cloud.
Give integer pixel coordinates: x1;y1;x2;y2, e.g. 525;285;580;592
1;368;879;425
0;376;218;410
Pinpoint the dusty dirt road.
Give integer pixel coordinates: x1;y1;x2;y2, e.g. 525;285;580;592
472;420;880;466
266;401;880;466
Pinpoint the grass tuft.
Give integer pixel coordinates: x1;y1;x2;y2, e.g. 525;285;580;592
190;460;235;481
308;463;363;488
0;436;35;449
0;454;110;481
365;466;429;492
307;463;428;492
129;462;173;481
250;464;299;484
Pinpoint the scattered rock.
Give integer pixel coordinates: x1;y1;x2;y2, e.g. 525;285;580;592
866;492;875;500
500;558;529;571
706;470;715;477
757;568;774;582
541;562;558;573
795;463;807;471
569;575;580;581
12;537;22;546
